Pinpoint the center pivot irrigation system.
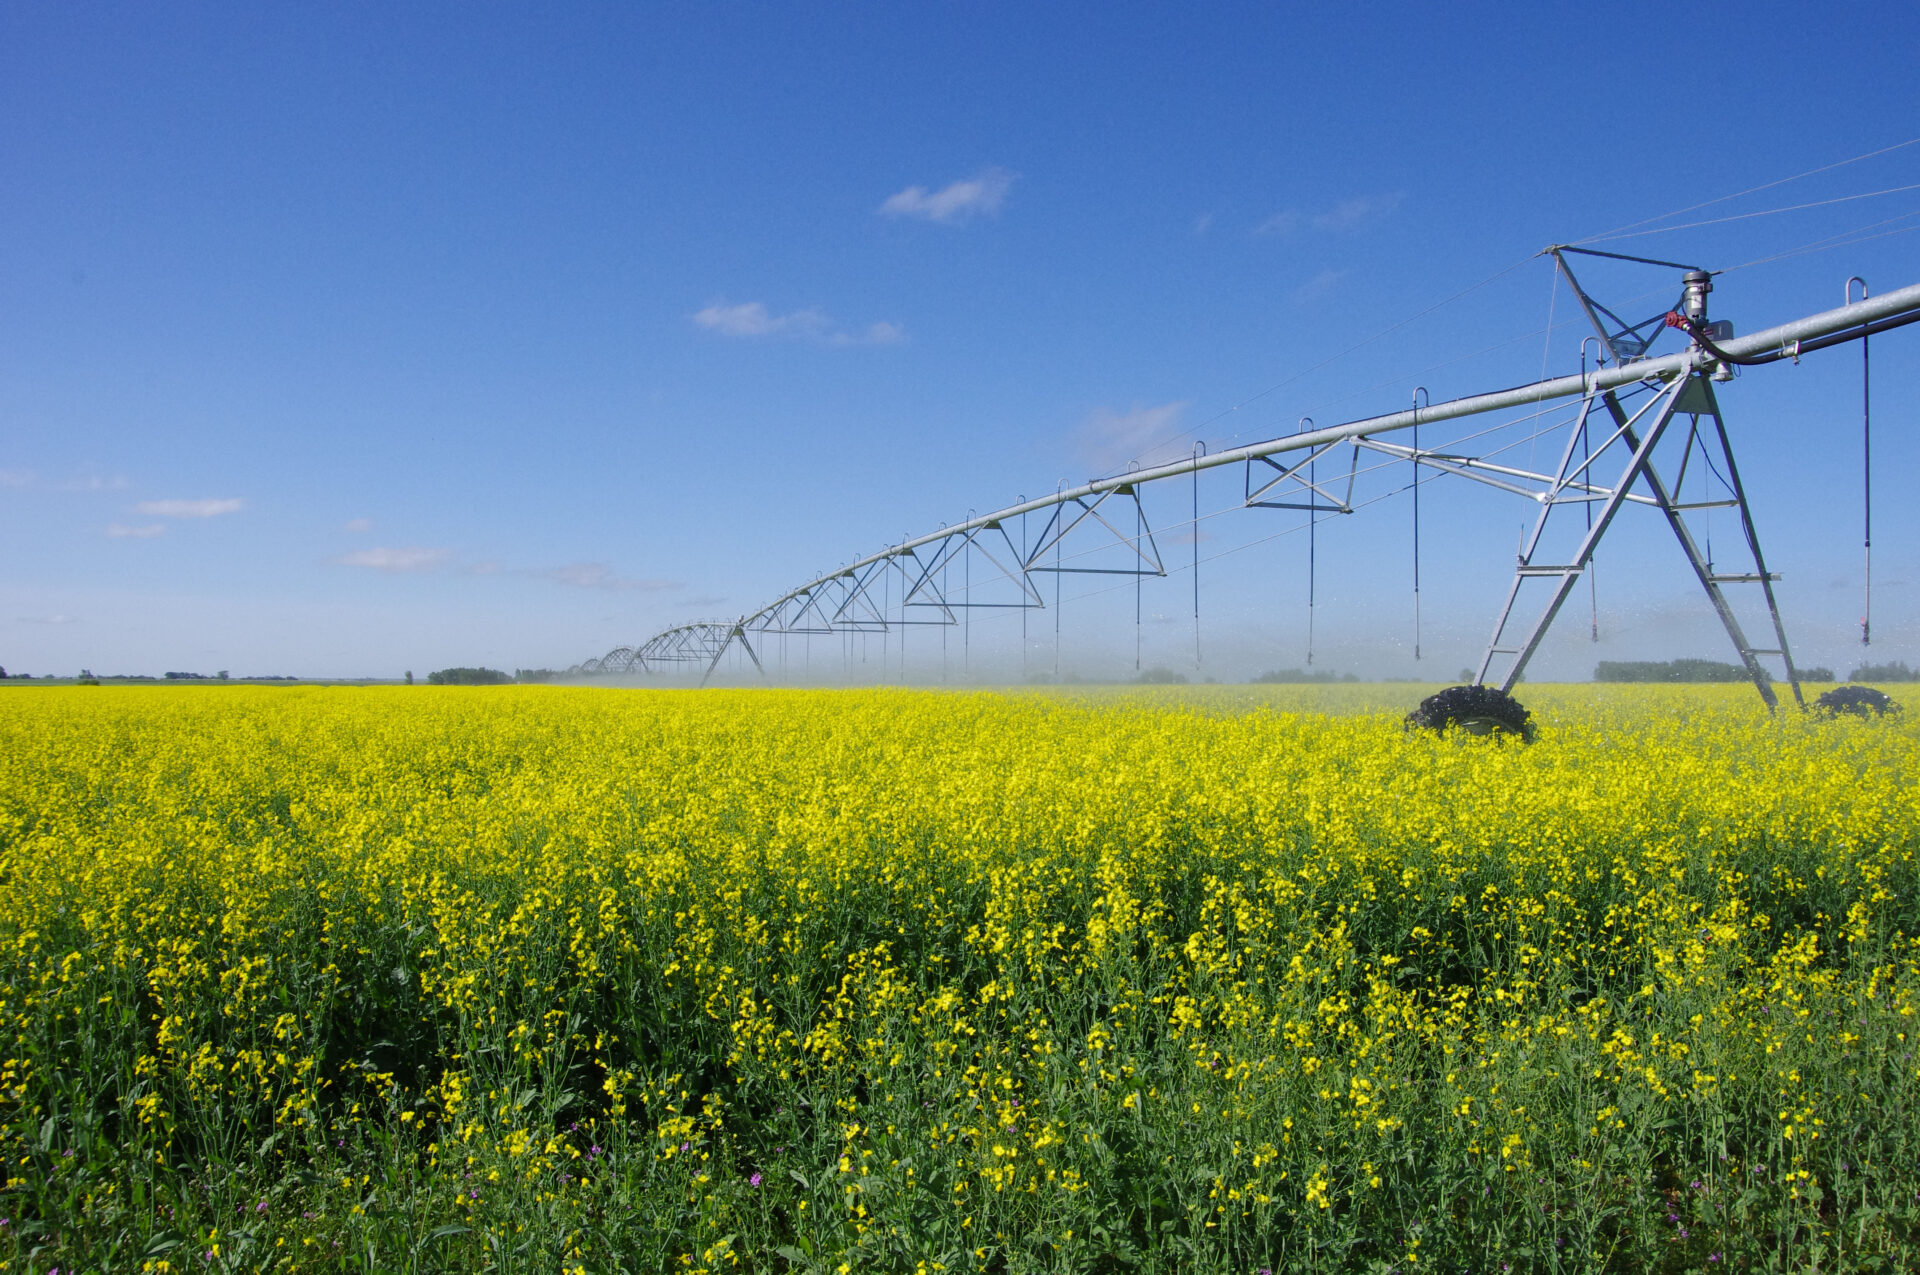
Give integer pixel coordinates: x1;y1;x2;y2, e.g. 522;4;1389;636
573;248;1920;721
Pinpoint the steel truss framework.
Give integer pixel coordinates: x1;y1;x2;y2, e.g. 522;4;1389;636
572;265;1920;703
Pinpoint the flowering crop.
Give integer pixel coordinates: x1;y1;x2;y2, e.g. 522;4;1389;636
2;684;1917;1272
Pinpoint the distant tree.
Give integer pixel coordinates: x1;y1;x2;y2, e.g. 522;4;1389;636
216;670;229;680
1798;666;1835;682
1595;659;1750;683
427;667;511;686
77;669;99;686
515;668;559;684
1252;667;1356;684
1849;660;1917;682
1133;666;1188;685
405;670;414;686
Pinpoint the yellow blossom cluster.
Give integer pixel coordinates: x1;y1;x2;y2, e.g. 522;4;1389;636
1;683;1916;1271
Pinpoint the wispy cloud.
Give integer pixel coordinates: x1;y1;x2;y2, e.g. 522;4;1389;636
336;546;450;572
879;167;1014;224
1292;268;1347;303
1074;401;1193;472
1255;192;1405;237
344;517;372;533
841;320;906;347
692;301;905;347
136;497;245;518
535;563;683;592
1314;193;1403;229
1192;212;1214;237
106;522;166;539
694;301;828;339
1;470;131;491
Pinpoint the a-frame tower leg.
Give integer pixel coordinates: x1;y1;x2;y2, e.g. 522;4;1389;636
1476;370;1800;708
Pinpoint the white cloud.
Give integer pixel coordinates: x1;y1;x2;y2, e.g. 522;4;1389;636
1292;268;1347;303
106;522;166;539
1193;212;1214;237
693;301;830;339
344;517;372;533
833;320;907;347
17;613;76;625
693;301;904;347
1253;210;1301;237
0;471;133;491
533;563;683;592
137;497;245;518
1255;192;1404;237
879;167;1014;224
336;546;450;572
1312;192;1403;230
1074;401;1193;472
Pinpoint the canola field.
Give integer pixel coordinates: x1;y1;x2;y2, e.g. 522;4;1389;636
2;684;1918;1273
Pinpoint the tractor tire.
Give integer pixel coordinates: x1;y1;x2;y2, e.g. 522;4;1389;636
1406;685;1536;743
1814;685;1901;718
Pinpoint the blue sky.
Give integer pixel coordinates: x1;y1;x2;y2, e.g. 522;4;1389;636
4;2;1918;681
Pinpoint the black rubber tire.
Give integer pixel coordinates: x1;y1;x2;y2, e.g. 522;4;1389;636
1405;685;1536;743
1814;685;1902;718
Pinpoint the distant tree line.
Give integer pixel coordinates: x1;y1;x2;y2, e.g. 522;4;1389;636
1252;668;1360;684
1595;658;1836;683
1851;660;1917;682
427;667;512;686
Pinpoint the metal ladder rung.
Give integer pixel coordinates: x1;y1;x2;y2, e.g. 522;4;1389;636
1674;499;1739;510
1707;573;1780;583
1748;648;1785;656
1516;565;1582;576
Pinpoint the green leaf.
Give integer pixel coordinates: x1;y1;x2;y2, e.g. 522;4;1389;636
774;1245;813;1267
428;1224;473;1241
142;1230;185;1257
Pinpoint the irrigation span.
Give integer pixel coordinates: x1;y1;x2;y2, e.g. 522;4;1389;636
572;250;1920;709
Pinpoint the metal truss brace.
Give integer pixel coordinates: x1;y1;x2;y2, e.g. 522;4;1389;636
902;522;1044;611
1244;440;1357;511
1476;371;1801;708
1353;426;1660;509
1550;247;1696;364
1476;376;1687;691
1025;484;1166;576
